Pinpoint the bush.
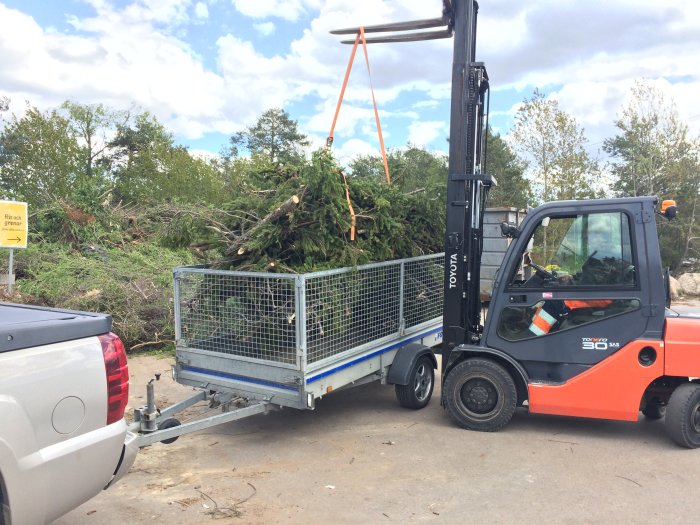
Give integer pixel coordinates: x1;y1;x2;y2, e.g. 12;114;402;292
15;242;195;350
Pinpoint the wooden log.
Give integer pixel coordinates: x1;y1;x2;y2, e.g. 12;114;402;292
225;194;301;257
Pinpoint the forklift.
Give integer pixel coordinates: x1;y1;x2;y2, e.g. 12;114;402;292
333;0;700;447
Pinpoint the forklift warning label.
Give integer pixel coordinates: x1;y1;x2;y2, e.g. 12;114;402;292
581;338;620;351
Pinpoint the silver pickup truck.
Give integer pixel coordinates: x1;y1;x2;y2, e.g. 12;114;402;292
0;303;137;524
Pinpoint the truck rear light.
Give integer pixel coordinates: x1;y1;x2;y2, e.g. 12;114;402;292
99;332;129;425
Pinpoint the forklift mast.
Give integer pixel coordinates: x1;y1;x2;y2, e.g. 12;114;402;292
443;1;492;366
332;1;493;372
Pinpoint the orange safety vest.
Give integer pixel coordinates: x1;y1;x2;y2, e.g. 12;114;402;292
563;299;613;309
529;305;558;336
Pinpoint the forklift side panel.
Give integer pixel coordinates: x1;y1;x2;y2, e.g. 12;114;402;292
528;339;664;421
664;317;700;377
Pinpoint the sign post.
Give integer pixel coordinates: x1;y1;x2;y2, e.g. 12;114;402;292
0;200;28;294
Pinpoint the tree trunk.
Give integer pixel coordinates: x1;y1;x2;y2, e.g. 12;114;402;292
225;192;303;257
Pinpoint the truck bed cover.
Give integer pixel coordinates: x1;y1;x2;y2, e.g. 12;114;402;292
0;302;112;353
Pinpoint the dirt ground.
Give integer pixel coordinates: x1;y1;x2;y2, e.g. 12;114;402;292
58;302;700;525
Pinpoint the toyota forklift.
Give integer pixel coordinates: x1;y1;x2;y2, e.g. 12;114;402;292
334;0;700;447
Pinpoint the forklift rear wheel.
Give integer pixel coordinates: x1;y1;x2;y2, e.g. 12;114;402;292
665;383;700;448
443;358;516;432
395;356;434;409
641;403;665;420
158;417;182;445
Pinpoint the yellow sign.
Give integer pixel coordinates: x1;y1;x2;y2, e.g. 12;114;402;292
0;200;28;249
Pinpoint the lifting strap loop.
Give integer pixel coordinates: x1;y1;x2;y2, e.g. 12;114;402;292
327;26;391;241
358;26;391;187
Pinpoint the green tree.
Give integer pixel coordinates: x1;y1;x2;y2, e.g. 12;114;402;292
604;80;700;271
111;112;225;205
512;90;598;204
484;128;530;209
61;101;127;182
350;145;447;195
0;105;82;207
229;108;310;164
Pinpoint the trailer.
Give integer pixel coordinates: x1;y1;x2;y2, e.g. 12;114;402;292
131;254;444;446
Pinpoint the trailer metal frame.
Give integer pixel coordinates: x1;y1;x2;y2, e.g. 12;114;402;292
131;254;444;446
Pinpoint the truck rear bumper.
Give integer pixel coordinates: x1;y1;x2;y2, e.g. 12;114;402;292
105;430;138;489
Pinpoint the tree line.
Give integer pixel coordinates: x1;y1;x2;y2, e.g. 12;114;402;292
0;79;698;273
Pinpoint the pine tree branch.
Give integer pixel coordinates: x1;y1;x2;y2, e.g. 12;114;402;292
225;187;308;257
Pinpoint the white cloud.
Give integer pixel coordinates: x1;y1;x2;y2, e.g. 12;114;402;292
334;138;377;165
254;22;276;36
232;0;321;22
407;120;446;147
194;2;209;19
1;0;699;157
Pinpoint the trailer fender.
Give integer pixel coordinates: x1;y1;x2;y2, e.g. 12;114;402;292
387;343;437;386
446;345;530;405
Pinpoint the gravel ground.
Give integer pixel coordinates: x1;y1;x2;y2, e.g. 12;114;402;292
58;299;700;525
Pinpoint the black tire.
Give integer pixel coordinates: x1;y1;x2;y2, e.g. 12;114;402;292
443;358;517;432
395;356;435;409
665;383;700;448
158;417;182;444
642;403;665;420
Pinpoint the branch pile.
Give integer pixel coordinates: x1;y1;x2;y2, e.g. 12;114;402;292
200;150;444;272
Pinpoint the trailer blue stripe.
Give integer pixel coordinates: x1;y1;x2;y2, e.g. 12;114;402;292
180;365;299;392
305;327;442;385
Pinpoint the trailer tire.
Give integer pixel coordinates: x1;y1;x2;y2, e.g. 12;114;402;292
395;356;434;409
444;358;516;432
665;383;700;448
642;403;665;420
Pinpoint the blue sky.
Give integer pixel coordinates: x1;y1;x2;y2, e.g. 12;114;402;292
1;0;698;164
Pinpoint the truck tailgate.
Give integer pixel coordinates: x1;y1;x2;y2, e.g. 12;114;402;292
0;302;112;353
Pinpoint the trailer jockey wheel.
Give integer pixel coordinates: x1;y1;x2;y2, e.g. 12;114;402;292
158;417;182;445
443;358;517;432
666;383;700;448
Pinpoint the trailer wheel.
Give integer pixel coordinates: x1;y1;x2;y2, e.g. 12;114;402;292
158;417;182;445
666;383;700;448
395;356;434;409
642;403;665;420
444;358;516;432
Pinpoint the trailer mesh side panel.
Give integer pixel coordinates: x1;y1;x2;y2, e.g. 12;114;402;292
175;254;444;368
305;265;401;364
403;255;444;329
176;272;298;365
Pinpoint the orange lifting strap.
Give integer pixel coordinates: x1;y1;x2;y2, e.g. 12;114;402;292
327;27;392;241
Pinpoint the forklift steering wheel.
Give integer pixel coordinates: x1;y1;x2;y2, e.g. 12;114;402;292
529;262;556;280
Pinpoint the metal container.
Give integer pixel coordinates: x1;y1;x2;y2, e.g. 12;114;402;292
173;254;444;410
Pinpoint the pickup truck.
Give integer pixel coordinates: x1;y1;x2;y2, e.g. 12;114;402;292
0;303;137;524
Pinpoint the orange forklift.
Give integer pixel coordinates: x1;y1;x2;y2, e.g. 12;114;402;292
333;0;700;447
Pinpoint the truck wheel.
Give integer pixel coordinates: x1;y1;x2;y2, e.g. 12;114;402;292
395;356;434;409
158;417;182;445
642;403;665;420
665;383;700;448
444;358;516;432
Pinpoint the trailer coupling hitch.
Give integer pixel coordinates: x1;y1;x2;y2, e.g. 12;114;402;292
133;373;162;433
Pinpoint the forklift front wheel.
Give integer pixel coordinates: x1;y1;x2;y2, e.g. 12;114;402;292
665;383;700;448
395;356;435;409
443;358;517;432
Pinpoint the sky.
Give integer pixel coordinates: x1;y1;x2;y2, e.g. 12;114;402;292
1;0;699;164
